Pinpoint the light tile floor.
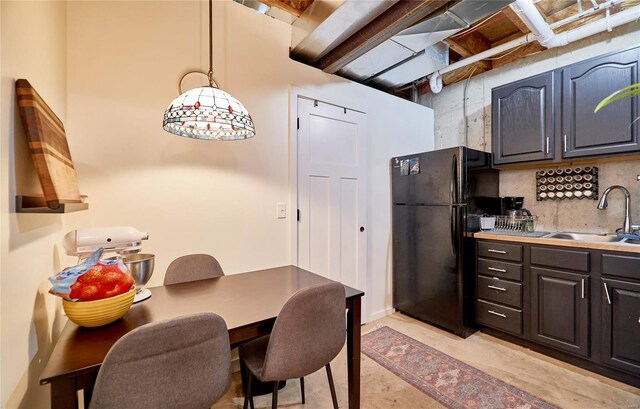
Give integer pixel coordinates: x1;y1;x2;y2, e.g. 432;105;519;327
213;313;640;409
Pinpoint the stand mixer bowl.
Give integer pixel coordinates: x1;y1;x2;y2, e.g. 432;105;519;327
121;254;155;293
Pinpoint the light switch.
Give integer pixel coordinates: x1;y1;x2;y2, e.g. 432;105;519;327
277;202;286;219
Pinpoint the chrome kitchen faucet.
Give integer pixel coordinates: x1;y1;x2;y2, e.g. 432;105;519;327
597;185;639;235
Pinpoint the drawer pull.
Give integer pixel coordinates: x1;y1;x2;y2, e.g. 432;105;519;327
488;285;507;292
487;249;507;254
488;310;507;318
488;267;507;273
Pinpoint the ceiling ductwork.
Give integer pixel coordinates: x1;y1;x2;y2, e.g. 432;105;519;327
290;0;515;90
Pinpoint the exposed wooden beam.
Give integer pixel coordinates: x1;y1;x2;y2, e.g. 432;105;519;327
441;64;487;85
492;31;528;47
314;0;449;74
260;0;313;17
501;6;531;34
445;32;492;71
491;42;545;69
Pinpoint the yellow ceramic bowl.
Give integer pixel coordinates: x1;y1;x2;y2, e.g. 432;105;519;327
63;287;135;328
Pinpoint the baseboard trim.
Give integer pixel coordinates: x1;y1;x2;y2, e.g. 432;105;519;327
369;308;395;322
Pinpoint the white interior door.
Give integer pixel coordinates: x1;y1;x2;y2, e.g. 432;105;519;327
297;97;367;301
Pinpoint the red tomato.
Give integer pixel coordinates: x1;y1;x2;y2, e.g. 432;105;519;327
69;263;133;301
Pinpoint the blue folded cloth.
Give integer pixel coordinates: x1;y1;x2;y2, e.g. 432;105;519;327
616;231;640;240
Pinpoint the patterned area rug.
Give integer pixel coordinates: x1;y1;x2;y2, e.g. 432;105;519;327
362;326;559;409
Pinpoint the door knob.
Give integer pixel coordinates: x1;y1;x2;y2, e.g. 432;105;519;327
360;226;365;232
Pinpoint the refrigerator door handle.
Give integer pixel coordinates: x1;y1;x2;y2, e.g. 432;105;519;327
451;153;458;205
450;206;458;257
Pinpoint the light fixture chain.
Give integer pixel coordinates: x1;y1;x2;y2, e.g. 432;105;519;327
209;0;214;87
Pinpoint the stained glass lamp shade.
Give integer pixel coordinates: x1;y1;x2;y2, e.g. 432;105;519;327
163;86;255;141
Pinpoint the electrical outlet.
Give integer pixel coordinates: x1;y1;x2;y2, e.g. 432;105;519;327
277;202;286;219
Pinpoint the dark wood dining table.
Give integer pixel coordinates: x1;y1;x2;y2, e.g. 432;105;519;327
40;265;364;409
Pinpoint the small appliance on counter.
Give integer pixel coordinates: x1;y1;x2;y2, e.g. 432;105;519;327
503;196;532;218
63;227;154;303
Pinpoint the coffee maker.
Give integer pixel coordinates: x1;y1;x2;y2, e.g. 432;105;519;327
503;196;532;217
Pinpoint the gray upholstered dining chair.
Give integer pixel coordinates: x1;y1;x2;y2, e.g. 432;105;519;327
89;313;231;409
164;253;225;285
239;281;346;409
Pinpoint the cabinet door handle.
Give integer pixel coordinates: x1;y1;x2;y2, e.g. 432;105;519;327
487;249;507;254
603;282;611;305
488;310;507;318
563;134;568;153
488;267;507;273
545;137;550;154
581;278;585;299
488;285;507;292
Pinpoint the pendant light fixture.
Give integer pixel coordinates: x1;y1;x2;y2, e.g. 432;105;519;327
163;0;255;140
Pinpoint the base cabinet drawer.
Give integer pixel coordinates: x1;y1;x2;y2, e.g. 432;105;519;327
478;241;523;262
477;258;523;281
531;246;589;272
478;276;522;308
602;254;640;280
477;300;522;335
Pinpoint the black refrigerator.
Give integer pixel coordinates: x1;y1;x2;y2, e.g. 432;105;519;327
391;147;499;337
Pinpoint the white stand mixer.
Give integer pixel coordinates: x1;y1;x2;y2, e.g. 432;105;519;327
63;227;154;303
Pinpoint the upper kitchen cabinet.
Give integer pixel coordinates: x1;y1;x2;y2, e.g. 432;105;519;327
491;46;640;167
492;72;556;165
562;47;640;158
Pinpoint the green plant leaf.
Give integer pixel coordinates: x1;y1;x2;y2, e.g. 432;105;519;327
594;83;640;113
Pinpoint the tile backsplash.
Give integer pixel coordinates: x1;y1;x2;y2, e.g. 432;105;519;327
499;160;640;234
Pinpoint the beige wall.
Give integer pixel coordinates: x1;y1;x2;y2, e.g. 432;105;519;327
420;23;640;233
1;1;433;406
0;2;82;407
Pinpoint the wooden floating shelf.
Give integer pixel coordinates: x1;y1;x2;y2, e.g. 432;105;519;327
16;195;88;214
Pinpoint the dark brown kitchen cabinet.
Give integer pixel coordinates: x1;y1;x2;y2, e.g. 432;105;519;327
475;239;640;387
531;267;590;357
562;47;640;158
491;46;640;166
601;278;640;376
492;72;556;165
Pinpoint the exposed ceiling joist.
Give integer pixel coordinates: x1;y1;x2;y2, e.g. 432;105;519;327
314;0;450;74
501;5;531;33
445;33;492;71
260;0;314;17
491;42;545;68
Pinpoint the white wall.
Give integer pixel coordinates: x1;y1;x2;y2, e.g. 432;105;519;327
419;23;640;233
1;1;433;406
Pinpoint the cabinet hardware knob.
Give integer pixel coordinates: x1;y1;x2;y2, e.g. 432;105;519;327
360;226;365;232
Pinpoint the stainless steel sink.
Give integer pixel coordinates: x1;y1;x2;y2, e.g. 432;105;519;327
625;239;640;245
544;232;624;243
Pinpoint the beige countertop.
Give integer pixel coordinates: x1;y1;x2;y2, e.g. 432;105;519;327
474;232;640;254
